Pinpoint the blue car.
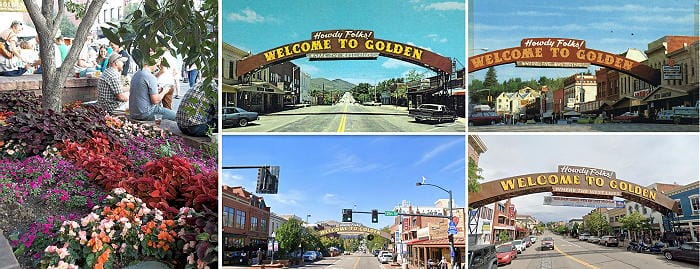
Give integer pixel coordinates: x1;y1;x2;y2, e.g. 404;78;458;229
223;107;258;127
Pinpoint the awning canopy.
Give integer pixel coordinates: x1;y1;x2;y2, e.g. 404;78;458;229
408;237;466;248
223;81;285;94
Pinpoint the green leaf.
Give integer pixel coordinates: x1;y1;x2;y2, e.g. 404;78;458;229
196;232;211;241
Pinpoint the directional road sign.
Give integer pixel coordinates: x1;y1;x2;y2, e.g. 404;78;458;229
384;210;398;216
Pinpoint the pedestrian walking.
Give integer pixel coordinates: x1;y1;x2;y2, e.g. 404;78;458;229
257;248;264;265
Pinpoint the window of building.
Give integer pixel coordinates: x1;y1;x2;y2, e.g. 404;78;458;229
236;210;246;229
261;219;267;233
635;204;640;213
689;195;699;215
675;199;683;217
251;217;258;231
628;206;633;214
223;206;230;227
229;62;234;79
642;206;647;215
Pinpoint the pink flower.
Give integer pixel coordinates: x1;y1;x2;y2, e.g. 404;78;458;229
56;247;70;259
44;245;58;253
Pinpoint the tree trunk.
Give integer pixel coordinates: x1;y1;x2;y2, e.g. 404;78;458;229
23;0;108;111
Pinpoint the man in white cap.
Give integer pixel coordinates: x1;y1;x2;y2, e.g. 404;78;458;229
97;54;129;113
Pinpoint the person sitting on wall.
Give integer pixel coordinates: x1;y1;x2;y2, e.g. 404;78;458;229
176;81;216;137
0;21;28;76
128;57;175;121
97;54;130;113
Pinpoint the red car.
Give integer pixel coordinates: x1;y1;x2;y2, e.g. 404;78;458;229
612;112;640;123
469;111;502;126
541;237;555;250
496;243;517;265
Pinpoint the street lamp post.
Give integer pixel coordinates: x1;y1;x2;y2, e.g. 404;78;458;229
416;181;456;267
270;232;276;265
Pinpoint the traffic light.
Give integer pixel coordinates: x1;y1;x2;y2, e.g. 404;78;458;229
342;209;352;222
256;167;267;193
371;209;379;223
367;234;374;241
256;166;279;194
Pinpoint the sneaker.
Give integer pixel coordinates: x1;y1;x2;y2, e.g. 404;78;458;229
174;96;181;99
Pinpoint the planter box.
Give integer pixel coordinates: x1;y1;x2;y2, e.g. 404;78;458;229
0;75;98;104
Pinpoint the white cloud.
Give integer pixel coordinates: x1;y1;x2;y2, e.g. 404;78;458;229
440;157;465;173
626;14;696;24
265;190;306;207
322;193;348;206
416;139;462;165
406;42;432;52
221;172;255;190
578;5;688;13
423;2;465;11
426;34;448;43
323;154;384;176
382;58;417;69
227;8;265;23
513;11;563;17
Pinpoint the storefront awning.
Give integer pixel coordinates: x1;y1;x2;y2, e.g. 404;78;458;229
222;81;285;94
611;96;645;109
408;237;466;248
405;238;429;245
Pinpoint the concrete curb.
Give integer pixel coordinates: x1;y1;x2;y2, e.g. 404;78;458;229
0;231;20;269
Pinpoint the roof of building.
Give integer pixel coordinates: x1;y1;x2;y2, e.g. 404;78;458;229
667;181;700;196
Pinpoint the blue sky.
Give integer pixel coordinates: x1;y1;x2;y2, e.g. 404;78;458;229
476;135;699;223
224;0;465;85
469;0;699;83
221;135;465;229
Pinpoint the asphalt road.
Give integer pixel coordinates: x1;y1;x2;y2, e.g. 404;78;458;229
221;253;390;269
223;103;465;133
469;123;699;132
506;232;696;269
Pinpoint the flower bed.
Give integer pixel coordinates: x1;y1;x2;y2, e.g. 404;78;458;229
0;91;217;268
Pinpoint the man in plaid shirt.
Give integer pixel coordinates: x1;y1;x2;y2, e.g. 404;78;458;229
97;54;129;113
176;81;216;136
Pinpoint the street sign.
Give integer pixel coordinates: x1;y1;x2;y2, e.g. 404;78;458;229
384;210;398;216
447;221;458;235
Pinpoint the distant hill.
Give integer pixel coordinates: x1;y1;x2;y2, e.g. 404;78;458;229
310;78;356;92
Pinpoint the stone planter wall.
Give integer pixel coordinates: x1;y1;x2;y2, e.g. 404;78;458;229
0;75;98;104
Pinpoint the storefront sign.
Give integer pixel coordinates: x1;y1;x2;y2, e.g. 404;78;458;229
236;29;452;77
544;196;625;208
468;38;661;86
662;65;682;80
469;165;679;214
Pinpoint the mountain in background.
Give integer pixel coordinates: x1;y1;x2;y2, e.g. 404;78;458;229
310;78;356;92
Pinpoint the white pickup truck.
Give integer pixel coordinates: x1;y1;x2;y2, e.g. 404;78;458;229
408;104;456;123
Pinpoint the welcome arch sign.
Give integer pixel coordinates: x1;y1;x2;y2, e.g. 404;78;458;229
316;224;392;240
468;38;661;86
469;165;680;214
235;29;453;77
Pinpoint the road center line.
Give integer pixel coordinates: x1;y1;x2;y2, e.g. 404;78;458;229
554;245;600;269
336;104;348;132
352;256;360;269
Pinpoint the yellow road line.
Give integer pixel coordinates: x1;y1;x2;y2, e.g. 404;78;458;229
336;104;348;132
554;245;600;269
352;256;361;269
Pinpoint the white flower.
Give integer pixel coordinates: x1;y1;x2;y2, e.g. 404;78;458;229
113;188;126;195
6;149;15;155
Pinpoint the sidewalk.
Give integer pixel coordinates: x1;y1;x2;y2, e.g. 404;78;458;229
0;231;20;269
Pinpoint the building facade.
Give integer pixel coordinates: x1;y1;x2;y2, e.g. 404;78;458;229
563;74;597;111
495;87;541;120
664;181;700;242
222;186;271;258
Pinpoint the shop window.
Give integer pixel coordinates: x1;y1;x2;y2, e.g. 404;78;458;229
251;217;258;232
236;210;246;229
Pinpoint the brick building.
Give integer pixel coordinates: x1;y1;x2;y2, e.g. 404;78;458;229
222;185;271;264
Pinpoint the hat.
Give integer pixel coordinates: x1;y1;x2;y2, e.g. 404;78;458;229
108;53;128;66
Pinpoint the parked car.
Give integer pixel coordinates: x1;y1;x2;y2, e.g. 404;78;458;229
612;112;640;123
315;251;324;260
541;237;555;250
578;234;590;241
372;249;380;256
468;111;502;126
663;242;699;263
379;252;393;264
223;251;249;265
671;101;700;124
512;240;526;253
600;236;618;247
468;244;498;269
303;251;317;262
222;107;258;127
408;104;456;123
524;239;532;248
529;235;537;244
588;237;600;244
496;244;517;265
656;109;674;122
377;251;388;261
